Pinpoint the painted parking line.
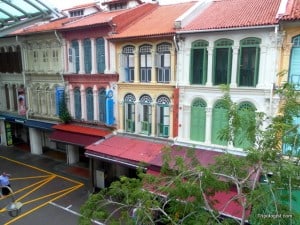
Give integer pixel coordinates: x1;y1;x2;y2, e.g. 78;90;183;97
0;156;84;225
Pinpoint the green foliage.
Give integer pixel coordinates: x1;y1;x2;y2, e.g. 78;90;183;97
79;84;300;225
58;93;71;123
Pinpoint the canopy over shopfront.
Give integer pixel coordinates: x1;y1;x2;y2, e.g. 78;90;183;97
0;0;62;37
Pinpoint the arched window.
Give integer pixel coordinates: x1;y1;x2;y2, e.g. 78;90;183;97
234;102;256;149
190;98;206;142
96;38;105;73
86;88;94;121
71;40;80;73
74;87;81;120
190;40;208;85
98;88;106;123
213;39;233;85
157;95;170;137
140;94;152;135
238;37;261;87
122;45;135;82
211;100;229;146
124;93;136;132
156;43;171;83
140;44;152;82
84;38;92;74
289;35;300;90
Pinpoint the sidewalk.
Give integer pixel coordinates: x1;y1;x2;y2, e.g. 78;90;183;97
0;144;89;185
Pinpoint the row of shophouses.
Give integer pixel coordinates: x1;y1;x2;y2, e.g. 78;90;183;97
0;0;299;195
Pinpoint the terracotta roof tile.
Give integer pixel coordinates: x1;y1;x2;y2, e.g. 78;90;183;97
280;0;300;20
13;17;74;35
109;2;196;40
86;135;165;163
182;0;281;31
59;3;155;30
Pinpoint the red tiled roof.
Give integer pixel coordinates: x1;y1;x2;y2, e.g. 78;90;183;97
149;145;222;167
86;135;166;164
59;3;156;31
280;0;300;20
109;2;196;40
52;124;111;137
182;0;281;31
49;130;102;147
12;17;74;35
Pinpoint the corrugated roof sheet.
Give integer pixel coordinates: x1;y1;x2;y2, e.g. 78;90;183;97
52;124;111;137
109;2;196;40
182;0;281;31
280;0;300;20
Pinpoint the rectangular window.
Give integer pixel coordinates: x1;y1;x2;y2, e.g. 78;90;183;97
214;48;231;85
191;49;207;84
156;53;171;83
126;103;135;133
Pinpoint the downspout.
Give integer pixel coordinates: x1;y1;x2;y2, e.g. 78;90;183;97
173;35;179;88
16;35;30;119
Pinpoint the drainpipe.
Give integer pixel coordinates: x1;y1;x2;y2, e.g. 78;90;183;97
173;35;179;88
16;35;30;119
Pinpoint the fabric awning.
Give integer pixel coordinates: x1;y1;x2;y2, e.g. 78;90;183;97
25;120;55;131
49;130;103;147
85;135;167;167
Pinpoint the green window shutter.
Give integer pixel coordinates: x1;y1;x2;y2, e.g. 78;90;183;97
190;99;206;142
289;36;300;90
190;40;208;85
238;38;261;87
234;102;256;149
212;102;228;145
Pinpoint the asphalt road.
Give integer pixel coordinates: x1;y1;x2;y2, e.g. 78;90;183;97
0;145;93;225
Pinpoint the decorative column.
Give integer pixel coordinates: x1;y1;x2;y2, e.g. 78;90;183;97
230;46;239;88
206;46;213;86
170;50;176;84
0;84;7;111
80;84;87;120
93;85;98;121
134;50;139;83
257;46;267;88
151;49;156;83
205;107;212;145
151;102;156;137
91;38;97;74
29;127;43;155
69;85;75;117
169;104;174;138
67;145;79;165
118;101;124;132
8;84;14;111
134;101;139;134
183;105;191;140
78;40;85;74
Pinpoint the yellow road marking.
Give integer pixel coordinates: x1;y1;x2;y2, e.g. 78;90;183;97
0;155;85;224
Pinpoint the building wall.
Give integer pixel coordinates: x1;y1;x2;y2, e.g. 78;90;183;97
176;28;280;154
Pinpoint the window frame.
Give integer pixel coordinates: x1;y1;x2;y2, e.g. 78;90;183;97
190;40;208;85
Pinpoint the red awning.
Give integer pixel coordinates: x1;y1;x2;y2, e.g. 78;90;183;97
49;130;103;147
52;124;111;137
85;135;167;166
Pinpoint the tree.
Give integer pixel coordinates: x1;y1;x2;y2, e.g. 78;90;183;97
79;84;300;225
58;92;71;123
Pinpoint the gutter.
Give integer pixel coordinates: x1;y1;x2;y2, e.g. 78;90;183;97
177;25;278;35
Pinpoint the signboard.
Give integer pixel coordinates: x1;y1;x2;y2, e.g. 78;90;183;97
5;122;13;146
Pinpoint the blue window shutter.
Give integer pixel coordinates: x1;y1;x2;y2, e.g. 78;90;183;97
72;40;79;73
106;99;114;125
96;38;105;73
84;39;92;74
289;47;300;90
55;87;64;115
98;89;106;123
